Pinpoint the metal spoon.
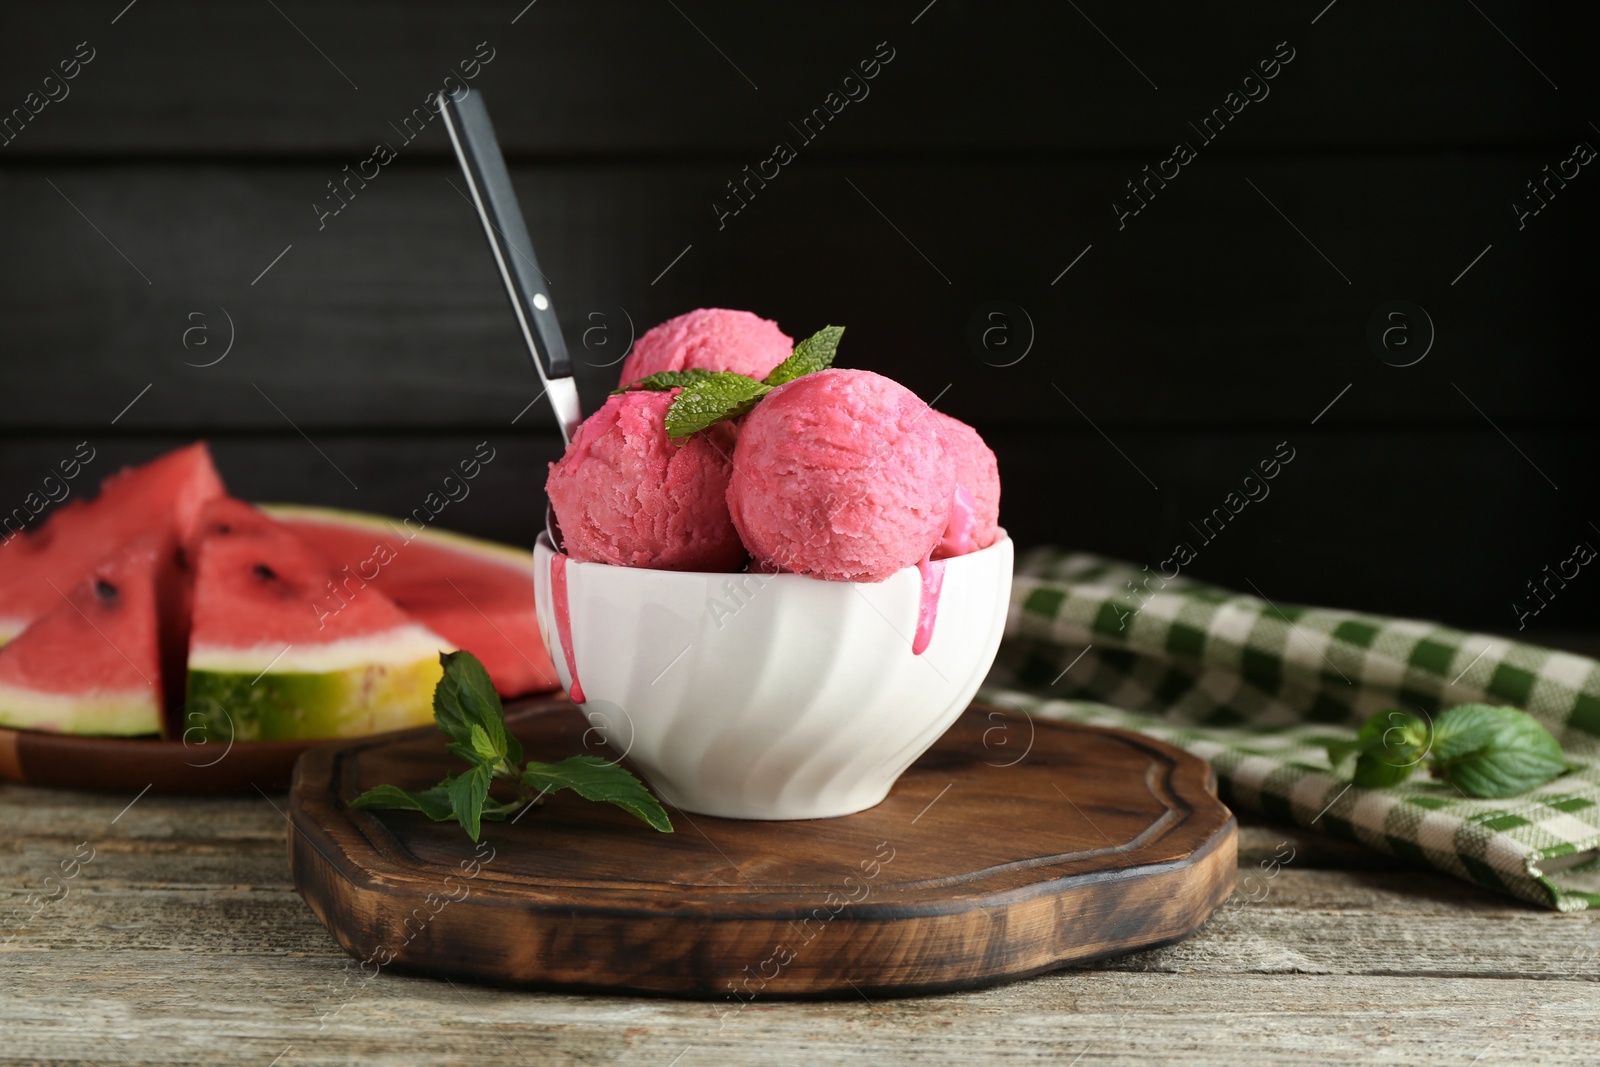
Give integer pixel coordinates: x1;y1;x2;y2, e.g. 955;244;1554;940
438;87;579;548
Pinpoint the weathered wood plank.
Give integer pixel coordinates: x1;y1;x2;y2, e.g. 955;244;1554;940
7;864;1595;981
0;2;1592;155
0;784;281;843
1;962;1595;1066
0;155;1591;432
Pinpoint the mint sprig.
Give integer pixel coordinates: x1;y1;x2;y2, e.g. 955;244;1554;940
664;372;771;438
522;757;672;831
1324;703;1566;798
348;781;454;821
1428;704;1568;798
764;325;843;387
351;651;672;839
612;368;720;395
662;325;845;438
1325;709;1431;789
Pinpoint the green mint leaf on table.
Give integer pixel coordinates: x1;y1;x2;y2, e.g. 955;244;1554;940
1429;704;1566;798
447;763;493;841
1323;703;1566;799
350;782;454;822
349;651;671;841
454;722;498;766
522;756;674;833
664;372;771;439
612;369;720;395
1321;709;1434;788
764;325;844;386
431;650;519;769
1348;709;1431;789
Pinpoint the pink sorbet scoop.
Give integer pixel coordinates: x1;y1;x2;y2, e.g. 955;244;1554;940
546;391;747;572
726;369;955;582
930;411;1001;558
617;308;793;388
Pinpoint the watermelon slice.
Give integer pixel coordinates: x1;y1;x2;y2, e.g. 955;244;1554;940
0;442;224;644
185;499;453;742
262;504;559;698
0;538;165;736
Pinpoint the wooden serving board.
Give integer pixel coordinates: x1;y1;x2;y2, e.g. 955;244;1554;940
0;725;319;794
288;699;1236;997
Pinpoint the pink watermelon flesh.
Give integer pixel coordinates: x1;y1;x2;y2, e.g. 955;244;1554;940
0;442;224;724
189;498;431;648
271;508;559;697
0;537;165;735
0;442;224;629
185;495;279;553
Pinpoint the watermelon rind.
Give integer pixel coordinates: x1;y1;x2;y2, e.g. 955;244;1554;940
186;632;447;743
0;685;160;736
185;661;442;742
257;503;530;568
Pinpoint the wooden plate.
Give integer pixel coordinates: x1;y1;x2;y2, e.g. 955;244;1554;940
0;699;558;794
288;699;1237;998
0;722;419;795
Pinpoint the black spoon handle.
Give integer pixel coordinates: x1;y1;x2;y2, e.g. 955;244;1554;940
439;88;580;439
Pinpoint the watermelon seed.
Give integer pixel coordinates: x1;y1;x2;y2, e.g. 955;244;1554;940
253;563;277;582
94;578;118;601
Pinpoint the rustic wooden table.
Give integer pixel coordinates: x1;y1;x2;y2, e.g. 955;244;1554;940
5;784;1597;1066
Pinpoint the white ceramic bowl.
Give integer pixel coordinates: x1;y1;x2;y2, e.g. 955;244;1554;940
532;533;1013;820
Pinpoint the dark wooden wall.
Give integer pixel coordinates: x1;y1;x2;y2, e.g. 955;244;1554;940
1;2;1595;635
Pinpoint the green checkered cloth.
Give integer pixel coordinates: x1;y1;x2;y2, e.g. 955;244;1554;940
981;548;1600;911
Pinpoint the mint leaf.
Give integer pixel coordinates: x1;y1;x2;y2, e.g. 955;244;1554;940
1323;709;1430;788
352;650;671;839
447;763;493;842
764;325;844;387
1356;709;1430;787
1324;704;1568;799
612;369;720;395
1351;750;1420;789
444;722;502;771
1430;704;1526;759
522;756;673;832
664;372;770;438
433;651;520;769
1430;704;1566;798
350;781;455;822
